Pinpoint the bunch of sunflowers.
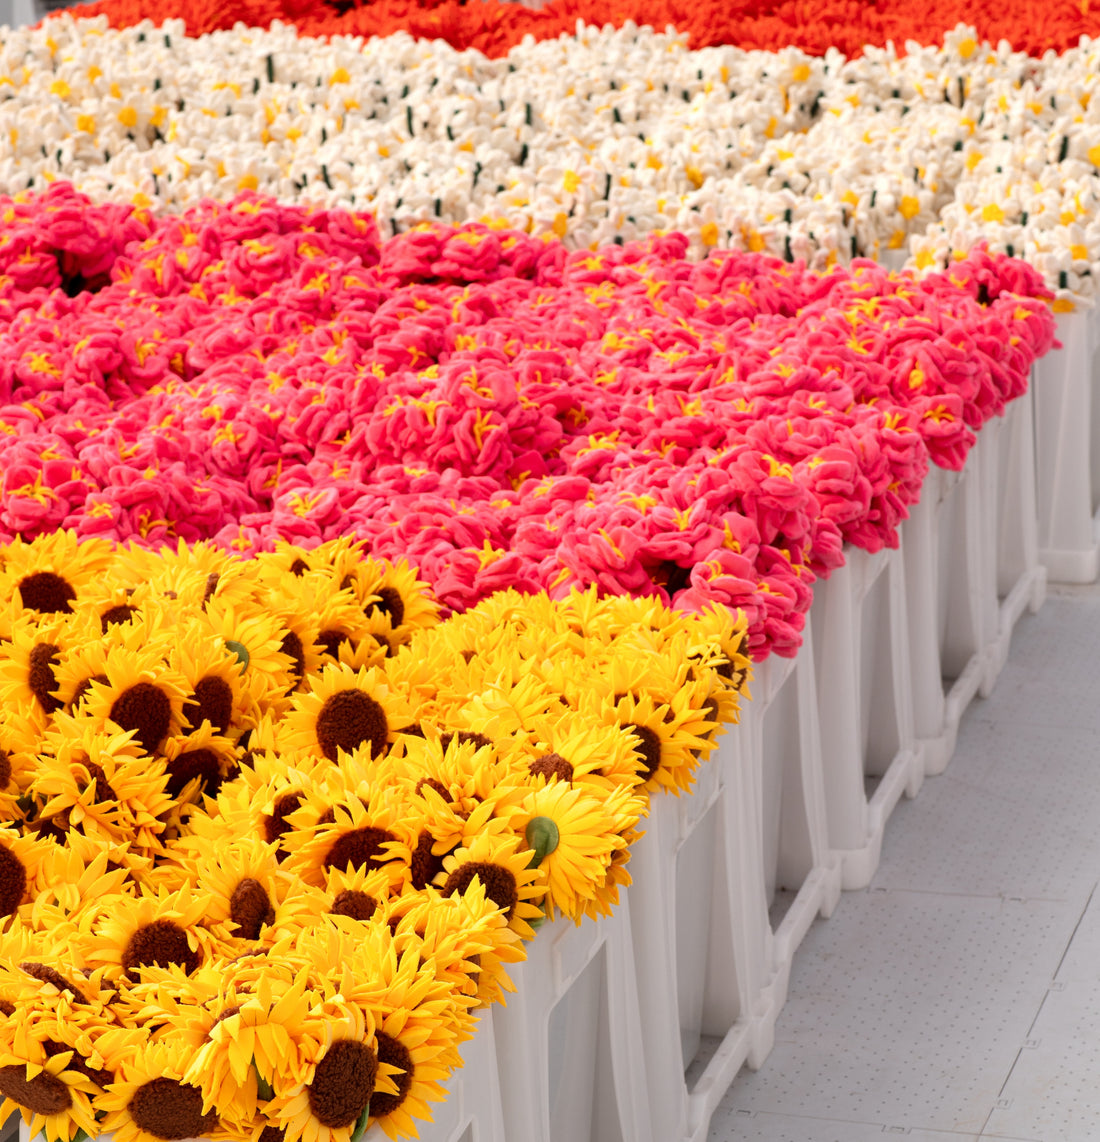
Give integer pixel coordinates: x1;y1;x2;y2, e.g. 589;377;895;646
0;531;749;1142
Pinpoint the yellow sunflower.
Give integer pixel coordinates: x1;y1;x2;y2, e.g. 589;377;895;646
183;835;327;943
280;794;413;891
0;1015;101;1142
194;600;297;721
500;779;638;923
387;883;524;1009
32;721;173;848
168;621;252;740
299;917;462;1140
18;842;138;940
512;708;647;794
159;723;240;804
0;612;80;729
95;1032;221;1142
71;644;189;758
81;883;216;986
320;864;398;925
0;531;115;617
278;664;412;766
435;829;546;942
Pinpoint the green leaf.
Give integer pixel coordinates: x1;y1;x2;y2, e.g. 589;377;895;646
72;1128;91;1142
525;815;560;868
225;640;250;669
252;1061;273;1101
349;1102;372;1142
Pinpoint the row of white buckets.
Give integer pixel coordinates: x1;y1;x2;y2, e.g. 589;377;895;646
8;307;1099;1142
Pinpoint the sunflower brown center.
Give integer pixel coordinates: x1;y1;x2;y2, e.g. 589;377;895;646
28;643;62;715
441;860;519;920
16;571;76;614
316;629;352;661
258;1127;285;1142
262;791;303;851
307;1039;377;1128
100;604;137;632
110;682;172;755
183;676;233;735
330;890;378;921
368;1032;413;1118
315;690;388;762
230;878;275;940
70;673;108;712
0;1001;13;1017
20;962;86;1003
81;760;119;803
165;748;220;799
0;1064;71;1115
203;573;220;604
121;919;201;981
409;830;444;891
129;1076;217;1140
624;723;662;779
365;586;405;628
529;753;574;783
43;1039;112;1087
289;558;310;577
414;778;450;802
0;750;11;790
280;631;306;693
204;1004;242;1042
0;845;27;917
440;730;492;752
323;827;398;874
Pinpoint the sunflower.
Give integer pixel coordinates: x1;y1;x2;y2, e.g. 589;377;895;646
512;708;647;794
299;918;462;1141
374;733;520;885
387;883;525;1009
119;540;258;614
435;829;546;943
0;710;38;824
71;644;190;758
0;613;80;730
182;835;327;943
95;1032;221;1142
255;985;400;1142
0;532;115;617
0;925;117;1012
501;779;639;923
320;864;399;925
346;558;439;647
196;600;298;719
18;842;139;941
169;621;253;741
0;827;68;920
0;1013;102;1142
280;794;412;891
278;664;412;767
184;752;328;860
158;723;241;804
82;883;216;986
32;721;174;849
253;539;330;584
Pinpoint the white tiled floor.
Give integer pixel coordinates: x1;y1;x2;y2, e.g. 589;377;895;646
709;584;1100;1142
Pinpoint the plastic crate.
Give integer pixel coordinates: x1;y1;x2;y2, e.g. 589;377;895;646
492;895;653;1142
628;726;763;1142
810;543;923;890
747;629;843;1063
1034;307;1100;584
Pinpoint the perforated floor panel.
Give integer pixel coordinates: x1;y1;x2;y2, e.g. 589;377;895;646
710;584;1100;1142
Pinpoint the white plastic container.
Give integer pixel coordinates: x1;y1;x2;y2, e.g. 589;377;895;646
810;544;923;890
